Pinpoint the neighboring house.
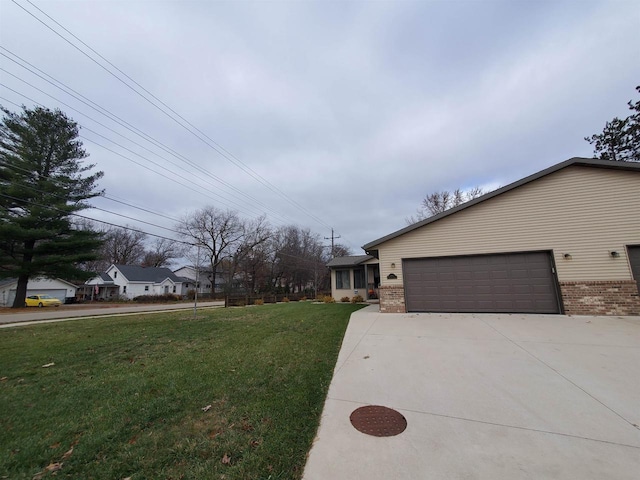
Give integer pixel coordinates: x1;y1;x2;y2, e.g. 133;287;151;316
173;265;224;294
327;255;380;301
78;273;119;300
0;277;77;306
359;157;640;316
85;265;186;300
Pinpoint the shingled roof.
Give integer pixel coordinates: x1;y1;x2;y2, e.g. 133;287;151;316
113;265;183;283
326;255;375;268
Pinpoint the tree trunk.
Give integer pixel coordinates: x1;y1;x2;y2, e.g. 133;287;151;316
12;274;29;308
12;239;35;308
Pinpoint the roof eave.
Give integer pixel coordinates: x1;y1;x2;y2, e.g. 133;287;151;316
362;157;639;250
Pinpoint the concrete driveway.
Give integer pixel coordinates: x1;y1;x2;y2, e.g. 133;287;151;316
303;305;640;480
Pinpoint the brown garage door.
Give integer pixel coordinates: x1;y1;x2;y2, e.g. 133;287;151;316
629;246;640;291
403;251;561;314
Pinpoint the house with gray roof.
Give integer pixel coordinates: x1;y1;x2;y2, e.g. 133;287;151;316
327;255;380;301
85;264;187;299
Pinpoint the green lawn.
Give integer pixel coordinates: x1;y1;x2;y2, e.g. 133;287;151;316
0;302;364;480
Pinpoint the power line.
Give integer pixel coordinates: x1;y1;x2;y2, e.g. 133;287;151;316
0;181;183;237
0;89;285;222
0;57;294;223
0;50;296;223
10;0;335;231
0;192;194;245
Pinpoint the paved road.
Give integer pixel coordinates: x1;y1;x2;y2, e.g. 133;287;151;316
0;301;225;327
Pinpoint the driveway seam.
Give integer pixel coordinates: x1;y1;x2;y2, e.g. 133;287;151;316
326;397;640;450
478;317;640;431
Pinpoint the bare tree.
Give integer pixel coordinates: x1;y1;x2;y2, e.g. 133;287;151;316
141;238;182;267
407;186;486;224
332;243;352;258
229;215;271;293
102;226;147;266
177;207;270;295
269;225;328;294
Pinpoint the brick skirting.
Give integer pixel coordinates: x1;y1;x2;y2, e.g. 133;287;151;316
559;280;640;316
379;285;406;313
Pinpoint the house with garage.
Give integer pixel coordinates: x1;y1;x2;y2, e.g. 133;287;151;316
356;157;640;316
327;255;380;301
85;264;186;300
0;277;77;306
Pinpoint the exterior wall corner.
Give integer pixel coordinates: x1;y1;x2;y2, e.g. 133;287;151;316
379;285;406;313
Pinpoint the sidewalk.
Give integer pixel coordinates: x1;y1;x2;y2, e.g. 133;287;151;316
0;301;224;327
303;305;640;479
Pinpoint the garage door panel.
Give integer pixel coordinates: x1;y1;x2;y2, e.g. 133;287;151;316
403;251;560;314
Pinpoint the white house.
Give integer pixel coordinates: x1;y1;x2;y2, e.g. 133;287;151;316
85;264;186;300
0;277;77;306
173;265;226;294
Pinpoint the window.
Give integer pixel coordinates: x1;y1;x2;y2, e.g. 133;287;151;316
172;286;176;293
336;270;350;289
113;271;117;278
123;286;127;294
145;286;149;291
354;267;366;289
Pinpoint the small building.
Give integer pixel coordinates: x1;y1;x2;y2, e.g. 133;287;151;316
360;157;640;316
327;255;380;301
0;277;77;306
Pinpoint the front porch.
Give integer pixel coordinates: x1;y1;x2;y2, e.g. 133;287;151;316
327;255;380;302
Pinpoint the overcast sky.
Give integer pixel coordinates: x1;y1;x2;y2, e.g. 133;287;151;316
1;0;639;254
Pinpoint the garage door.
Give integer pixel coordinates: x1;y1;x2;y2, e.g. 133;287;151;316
403;251;560;314
629;246;640;291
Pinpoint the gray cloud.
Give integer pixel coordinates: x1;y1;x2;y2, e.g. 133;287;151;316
1;0;638;252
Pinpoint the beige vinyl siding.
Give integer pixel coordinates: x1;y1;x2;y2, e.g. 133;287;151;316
378;166;640;285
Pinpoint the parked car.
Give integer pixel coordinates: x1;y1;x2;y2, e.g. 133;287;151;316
25;295;62;307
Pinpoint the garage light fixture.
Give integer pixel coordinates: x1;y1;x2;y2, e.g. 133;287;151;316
610;251;620;258
563;253;572;259
390;262;396;269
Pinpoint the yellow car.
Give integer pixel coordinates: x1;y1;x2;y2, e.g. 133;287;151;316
25;295;62;307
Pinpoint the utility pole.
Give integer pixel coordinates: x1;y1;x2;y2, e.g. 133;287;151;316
193;244;200;318
324;228;341;258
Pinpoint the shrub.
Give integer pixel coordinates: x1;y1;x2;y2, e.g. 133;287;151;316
282;297;290;303
351;295;364;303
300;296;307;301
254;299;264;306
323;296;336;303
132;294;180;303
340;296;351;303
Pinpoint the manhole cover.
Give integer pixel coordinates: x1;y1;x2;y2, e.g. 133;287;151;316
350;405;407;437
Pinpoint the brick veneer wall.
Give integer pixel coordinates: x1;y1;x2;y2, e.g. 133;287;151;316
559;280;640;316
379;285;406;313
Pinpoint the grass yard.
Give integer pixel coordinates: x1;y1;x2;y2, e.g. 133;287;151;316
0;302;364;480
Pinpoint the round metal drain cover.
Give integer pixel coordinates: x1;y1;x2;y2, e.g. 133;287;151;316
350;405;407;437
